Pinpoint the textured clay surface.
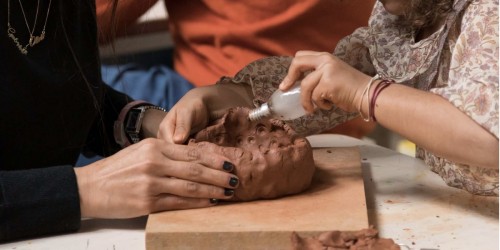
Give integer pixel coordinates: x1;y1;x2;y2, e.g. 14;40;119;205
189;107;315;201
290;227;401;250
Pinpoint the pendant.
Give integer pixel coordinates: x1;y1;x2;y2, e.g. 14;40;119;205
7;26;28;55
29;31;45;47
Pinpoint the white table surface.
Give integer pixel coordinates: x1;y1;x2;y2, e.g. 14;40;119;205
1;134;498;250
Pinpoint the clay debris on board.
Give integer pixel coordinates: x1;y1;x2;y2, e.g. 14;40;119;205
291;226;401;250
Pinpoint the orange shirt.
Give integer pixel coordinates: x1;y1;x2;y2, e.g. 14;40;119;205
164;0;375;86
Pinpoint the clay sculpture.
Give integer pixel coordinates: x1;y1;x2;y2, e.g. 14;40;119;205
189;107;316;201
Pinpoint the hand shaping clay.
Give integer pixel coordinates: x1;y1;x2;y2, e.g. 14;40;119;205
290;227;401;250
189;107;315;201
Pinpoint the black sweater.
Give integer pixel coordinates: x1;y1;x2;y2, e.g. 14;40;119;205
0;0;130;241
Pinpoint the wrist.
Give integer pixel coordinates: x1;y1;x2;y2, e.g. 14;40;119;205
125;105;167;143
114;101;166;147
357;77;394;123
361;79;383;118
114;101;150;147
74;166;94;218
142;108;168;139
356;75;380;120
369;79;394;122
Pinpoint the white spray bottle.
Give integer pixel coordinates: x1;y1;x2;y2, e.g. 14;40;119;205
248;81;308;121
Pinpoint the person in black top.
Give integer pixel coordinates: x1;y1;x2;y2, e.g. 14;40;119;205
0;0;239;242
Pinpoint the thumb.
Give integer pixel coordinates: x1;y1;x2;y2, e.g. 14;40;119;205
172;116;191;144
159;110;190;144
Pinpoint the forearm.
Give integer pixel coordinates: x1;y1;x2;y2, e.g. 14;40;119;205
368;83;499;169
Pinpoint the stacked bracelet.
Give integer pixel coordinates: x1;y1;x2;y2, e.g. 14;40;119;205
357;74;380;122
369;79;394;122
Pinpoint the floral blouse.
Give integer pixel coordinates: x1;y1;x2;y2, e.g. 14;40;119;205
226;0;498;196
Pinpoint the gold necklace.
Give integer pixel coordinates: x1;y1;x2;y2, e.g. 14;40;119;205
7;0;52;55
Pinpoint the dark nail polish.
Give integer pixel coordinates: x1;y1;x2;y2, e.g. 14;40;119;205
223;161;234;171
229;177;239;187
224;189;234;196
210;198;218;204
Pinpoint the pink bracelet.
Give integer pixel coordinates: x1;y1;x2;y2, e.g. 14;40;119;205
369;79;394;122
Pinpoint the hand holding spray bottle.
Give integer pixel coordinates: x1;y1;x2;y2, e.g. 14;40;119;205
248;81;308;121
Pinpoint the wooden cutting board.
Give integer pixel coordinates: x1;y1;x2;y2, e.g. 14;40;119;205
146;147;368;250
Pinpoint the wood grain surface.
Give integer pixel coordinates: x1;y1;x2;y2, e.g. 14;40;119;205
146;147;368;250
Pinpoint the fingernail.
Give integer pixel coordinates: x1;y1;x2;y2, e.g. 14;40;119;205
174;130;187;142
279;80;287;89
210;198;218;204
223;161;234;172
224;189;234;196
229;177;239;187
174;135;184;143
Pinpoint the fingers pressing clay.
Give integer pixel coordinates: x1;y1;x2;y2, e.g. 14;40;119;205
188;107;315;201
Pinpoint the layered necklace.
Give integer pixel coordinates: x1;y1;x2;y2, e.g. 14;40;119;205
7;0;53;55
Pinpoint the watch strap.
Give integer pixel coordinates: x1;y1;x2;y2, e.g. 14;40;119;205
125;105;167;144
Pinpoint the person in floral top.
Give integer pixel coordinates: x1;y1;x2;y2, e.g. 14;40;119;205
160;0;498;196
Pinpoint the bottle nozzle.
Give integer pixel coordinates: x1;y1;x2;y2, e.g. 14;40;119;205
248;103;271;121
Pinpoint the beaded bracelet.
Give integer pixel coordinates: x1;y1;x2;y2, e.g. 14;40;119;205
357;74;380;122
369;79;394;122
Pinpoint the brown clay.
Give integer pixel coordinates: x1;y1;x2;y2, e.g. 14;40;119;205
189;107;315;201
290;226;401;250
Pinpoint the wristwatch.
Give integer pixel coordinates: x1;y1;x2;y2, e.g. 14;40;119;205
125;105;167;144
114;101;166;147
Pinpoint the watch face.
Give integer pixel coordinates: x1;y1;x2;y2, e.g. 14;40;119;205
125;109;143;133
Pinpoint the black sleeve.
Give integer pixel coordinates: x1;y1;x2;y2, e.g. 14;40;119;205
82;82;132;157
0;165;80;242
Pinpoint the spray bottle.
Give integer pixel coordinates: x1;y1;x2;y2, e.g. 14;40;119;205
248;81;308;121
